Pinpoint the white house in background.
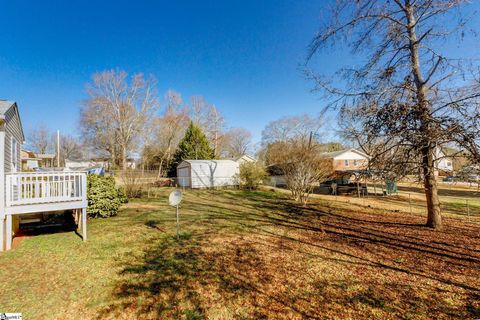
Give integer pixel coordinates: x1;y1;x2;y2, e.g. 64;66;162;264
0;100;88;251
177;160;240;188
65;158;106;170
435;148;454;175
235;154;256;165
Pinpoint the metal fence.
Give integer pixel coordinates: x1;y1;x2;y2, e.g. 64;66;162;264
108;170;479;222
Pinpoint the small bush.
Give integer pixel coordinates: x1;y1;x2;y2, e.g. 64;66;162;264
237;162;267;190
117;186;129;204
87;174;124;218
120;170;144;198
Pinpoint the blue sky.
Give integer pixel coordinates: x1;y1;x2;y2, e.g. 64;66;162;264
0;0;331;144
0;1;478;145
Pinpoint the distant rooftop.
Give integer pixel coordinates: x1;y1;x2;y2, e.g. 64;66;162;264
321;148;370;159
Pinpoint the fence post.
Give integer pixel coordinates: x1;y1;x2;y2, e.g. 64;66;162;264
466;199;470;220
409;193;412;215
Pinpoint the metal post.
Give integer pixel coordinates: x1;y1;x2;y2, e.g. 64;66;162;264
466;199;470;219
176;204;180;240
57;130;61;168
409;193;412;214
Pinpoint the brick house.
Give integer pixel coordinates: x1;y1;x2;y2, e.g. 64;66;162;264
322;149;370;172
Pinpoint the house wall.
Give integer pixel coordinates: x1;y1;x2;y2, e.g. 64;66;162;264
332;156;368;171
436;157;453;172
333;159;368;171
22;159;39;171
4;106;23;174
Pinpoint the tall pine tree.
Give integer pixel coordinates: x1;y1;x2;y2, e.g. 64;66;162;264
168;122;213;176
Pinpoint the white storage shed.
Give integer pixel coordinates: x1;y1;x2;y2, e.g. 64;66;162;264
177;160;240;188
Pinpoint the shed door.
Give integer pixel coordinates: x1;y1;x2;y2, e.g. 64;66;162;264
178;167;190;187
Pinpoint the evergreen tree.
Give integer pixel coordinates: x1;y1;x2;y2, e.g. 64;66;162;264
168;122;213;176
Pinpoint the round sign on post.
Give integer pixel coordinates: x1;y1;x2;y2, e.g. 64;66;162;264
168;190;183;240
169;190;182;207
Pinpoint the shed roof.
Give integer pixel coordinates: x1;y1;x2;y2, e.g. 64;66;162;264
180;159;238;165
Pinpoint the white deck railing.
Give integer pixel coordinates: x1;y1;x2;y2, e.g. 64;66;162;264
6;171;87;207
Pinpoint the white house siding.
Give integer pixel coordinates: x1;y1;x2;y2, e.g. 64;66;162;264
3;105;23;174
332;150;368;161
435;149;453;173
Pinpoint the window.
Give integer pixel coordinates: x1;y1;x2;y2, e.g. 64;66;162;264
11;137;18;172
353;159;358;166
344;160;349;166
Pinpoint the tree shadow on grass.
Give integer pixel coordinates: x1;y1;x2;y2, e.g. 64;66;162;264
97;231;323;320
100;190;480;319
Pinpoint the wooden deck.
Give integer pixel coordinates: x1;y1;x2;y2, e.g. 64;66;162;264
1;171;88;251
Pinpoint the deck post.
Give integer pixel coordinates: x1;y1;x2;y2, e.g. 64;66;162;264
82;207;87;242
5;214;12;250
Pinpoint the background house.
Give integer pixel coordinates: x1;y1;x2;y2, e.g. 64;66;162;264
266;148;370;189
21;149;40;170
37;153;56;168
322;149;370;172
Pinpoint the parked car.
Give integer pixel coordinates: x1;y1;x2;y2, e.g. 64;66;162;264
443;176;459;182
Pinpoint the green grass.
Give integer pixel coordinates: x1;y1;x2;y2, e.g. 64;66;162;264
0;188;479;319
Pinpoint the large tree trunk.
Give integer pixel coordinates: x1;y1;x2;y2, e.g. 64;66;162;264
122;145;127;170
422;146;442;229
406;3;442;230
110;146;116;171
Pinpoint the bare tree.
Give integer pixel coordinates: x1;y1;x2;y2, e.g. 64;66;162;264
222;127;252;158
307;0;480;230
27;124;53;154
189;95;225;157
82;70;159;170
59;134;83;165
152;90;190;177
262;115;332;205
268;139;333;205
261;114;323;145
80;101;118;164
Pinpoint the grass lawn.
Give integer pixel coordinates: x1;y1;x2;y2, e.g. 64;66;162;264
0;188;479;319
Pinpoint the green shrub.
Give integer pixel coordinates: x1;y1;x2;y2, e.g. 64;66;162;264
87;174;124;218
237;162;267;190
117;186;129;204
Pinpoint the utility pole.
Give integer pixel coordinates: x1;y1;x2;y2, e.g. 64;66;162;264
57;130;60;167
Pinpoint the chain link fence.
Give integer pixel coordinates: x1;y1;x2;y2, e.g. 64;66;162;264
107;170;479;223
